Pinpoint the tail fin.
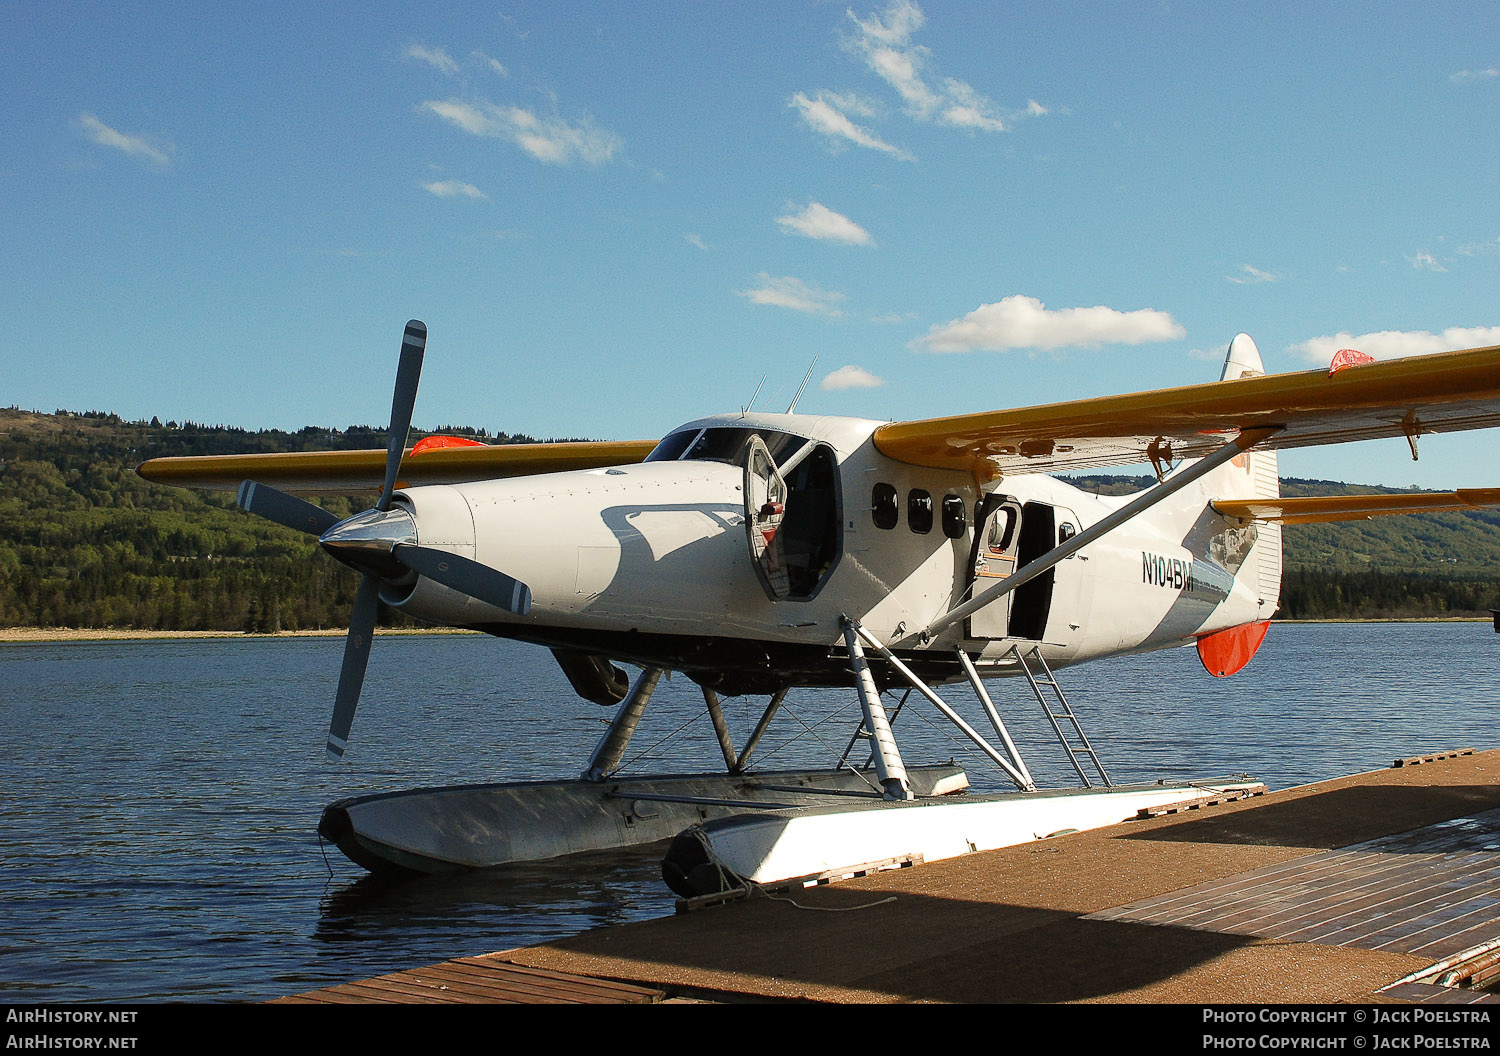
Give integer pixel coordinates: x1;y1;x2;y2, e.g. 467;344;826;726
1217;334;1282;611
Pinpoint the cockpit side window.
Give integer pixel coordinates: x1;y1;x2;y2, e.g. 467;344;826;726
644;429;700;462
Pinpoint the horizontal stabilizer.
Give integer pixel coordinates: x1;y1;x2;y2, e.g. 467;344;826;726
1212;488;1500;525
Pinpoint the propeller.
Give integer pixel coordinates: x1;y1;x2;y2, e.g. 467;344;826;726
378;321;426;512
328;575;380;760
389;544;531;616
233;320;533;760
236;480;339;537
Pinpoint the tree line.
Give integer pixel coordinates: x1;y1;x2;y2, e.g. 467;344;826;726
4;410;1499;631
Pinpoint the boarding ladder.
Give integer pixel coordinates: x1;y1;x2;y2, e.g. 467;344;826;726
1010;644;1112;788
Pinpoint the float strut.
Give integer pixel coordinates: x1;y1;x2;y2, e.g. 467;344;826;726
702;687;740;773
583;666;663;781
850;620;1034;792
841;617;913;801
734;687;788;773
957;648;1037;792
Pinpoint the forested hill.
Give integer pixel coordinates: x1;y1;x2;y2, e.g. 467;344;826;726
0;407;554;631
2;407;1498;630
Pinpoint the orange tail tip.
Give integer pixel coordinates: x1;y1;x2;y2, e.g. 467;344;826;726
410;435;487;456
1196;620;1270;678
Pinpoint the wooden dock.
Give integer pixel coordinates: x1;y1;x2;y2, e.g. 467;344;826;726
273;956;664;1005
281;747;1500;1004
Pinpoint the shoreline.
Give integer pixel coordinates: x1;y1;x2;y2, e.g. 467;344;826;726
0;618;1487;644
0;627;484;643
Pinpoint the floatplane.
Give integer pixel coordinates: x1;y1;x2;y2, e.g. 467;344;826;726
139;322;1500;895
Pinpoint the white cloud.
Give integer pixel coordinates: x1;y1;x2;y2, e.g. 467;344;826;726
1289;326;1500;363
74;113;170;165
422;99;622;164
844;1;1016;133
736;274;846;317
684;233;708;251
791;3;1047;157
1407;251;1447;272
914;294;1185;354
848;2;941;116
423;180;487;199
406;44;459;76
937;79;1007;133
1451;68;1499;82
775;202;874;245
1228;264;1279;285
472;51;508;77
821;365;885;390
849;0;926;46
788;91;913;160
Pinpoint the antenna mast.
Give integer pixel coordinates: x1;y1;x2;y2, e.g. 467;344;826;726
741;375;766;416
786;357;818;414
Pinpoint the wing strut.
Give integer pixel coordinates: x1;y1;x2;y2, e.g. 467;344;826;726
922;427;1280;641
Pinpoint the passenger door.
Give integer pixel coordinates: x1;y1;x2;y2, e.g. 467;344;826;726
966;496;1023;638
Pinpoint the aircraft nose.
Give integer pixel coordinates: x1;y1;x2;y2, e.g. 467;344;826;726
319;505;418;577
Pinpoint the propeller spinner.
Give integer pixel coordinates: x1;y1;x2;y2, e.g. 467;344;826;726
234;320;531;759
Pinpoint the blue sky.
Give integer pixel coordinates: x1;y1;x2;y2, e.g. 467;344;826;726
4;1;1498;488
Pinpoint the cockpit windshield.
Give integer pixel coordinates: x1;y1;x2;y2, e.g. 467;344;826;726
645;427;805;467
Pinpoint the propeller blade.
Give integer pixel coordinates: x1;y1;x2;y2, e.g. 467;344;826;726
378;320;427;512
393;544;532;616
328;575;380;760
237;480;340;537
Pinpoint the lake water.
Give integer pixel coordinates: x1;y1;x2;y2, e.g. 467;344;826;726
2;623;1497;1002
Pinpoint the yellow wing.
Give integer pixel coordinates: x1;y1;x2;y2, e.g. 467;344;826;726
874;343;1500;476
137;439;659;495
1212;489;1500;525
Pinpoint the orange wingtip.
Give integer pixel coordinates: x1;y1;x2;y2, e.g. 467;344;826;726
1329;348;1375;376
1196;621;1270;678
410;435;488;456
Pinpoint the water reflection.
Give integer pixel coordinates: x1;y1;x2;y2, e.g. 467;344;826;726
1;623;1496;1001
314;841;672;948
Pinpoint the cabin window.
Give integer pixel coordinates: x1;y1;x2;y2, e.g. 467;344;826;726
871;483;898;529
941;495;966;539
908;490;933;534
987;506;1018;552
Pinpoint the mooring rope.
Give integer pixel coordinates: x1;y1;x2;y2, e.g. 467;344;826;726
680;825;898;913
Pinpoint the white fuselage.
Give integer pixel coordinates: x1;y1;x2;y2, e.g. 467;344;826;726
378;411;1276;693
